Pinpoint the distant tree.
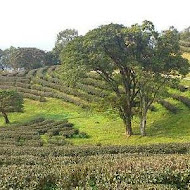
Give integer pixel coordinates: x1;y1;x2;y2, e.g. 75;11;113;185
45;51;59;66
0;49;4;70
53;29;78;64
60;21;189;136
13;48;46;70
0;90;23;124
0;46;17;71
0;47;46;71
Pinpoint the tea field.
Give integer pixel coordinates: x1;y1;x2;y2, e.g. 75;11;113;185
0;54;190;189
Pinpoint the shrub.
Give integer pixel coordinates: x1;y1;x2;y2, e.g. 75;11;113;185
158;99;178;113
172;94;190;108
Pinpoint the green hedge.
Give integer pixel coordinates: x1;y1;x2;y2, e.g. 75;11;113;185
0;151;190;189
158;99;178;113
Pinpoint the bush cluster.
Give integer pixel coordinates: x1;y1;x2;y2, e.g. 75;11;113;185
0;144;190;189
0;118;78;147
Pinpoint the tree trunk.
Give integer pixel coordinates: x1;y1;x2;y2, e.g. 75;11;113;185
2;111;10;124
139;95;147;136
124;116;133;136
140;111;147;136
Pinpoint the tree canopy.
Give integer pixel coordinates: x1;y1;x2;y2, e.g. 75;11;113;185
0;47;52;71
53;29;78;64
0;90;23;124
60;21;189;136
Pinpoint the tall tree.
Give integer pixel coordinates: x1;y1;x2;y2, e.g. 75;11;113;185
137;26;189;136
60;21;189;136
0;90;23;124
53;29;78;64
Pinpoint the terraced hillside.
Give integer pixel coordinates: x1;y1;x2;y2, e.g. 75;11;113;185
180;40;190;53
0;66;179;109
0;117;85;147
0;66;110;108
0;63;190;145
1;65;190;117
180;27;190;53
1;62;190;189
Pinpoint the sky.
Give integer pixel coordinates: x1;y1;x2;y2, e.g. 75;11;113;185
0;0;189;51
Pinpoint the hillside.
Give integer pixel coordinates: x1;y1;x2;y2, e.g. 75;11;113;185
0;51;190;190
1;59;190;146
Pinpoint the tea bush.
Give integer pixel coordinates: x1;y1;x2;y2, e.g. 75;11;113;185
172;94;190;108
158;99;178;113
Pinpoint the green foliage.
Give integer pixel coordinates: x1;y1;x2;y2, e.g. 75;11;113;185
45;51;60;66
180;26;190;41
60;21;189;136
0;90;23;123
0;90;23;112
52;29;78;64
172;94;190;108
0;49;4;70
180;27;190;53
0;46;17;70
0;117;81;147
158;99;178;113
0;47;59;71
0;143;190;189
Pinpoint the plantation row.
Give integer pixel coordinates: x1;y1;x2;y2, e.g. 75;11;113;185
1;66;190;113
180;40;190;53
0;117;85;147
0;66;108;107
0;143;190;189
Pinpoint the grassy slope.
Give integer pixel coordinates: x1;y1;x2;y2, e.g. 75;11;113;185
0;53;190;146
1;97;190;146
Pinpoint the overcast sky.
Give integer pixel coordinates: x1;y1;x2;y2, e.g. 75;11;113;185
0;0;189;51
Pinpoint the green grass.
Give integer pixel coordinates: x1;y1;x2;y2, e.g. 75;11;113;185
1;97;190;146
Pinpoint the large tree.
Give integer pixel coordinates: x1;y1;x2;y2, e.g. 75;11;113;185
60;21;189;136
0;90;23;124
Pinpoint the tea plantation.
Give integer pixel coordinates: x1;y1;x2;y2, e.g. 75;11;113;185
1;55;190;189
